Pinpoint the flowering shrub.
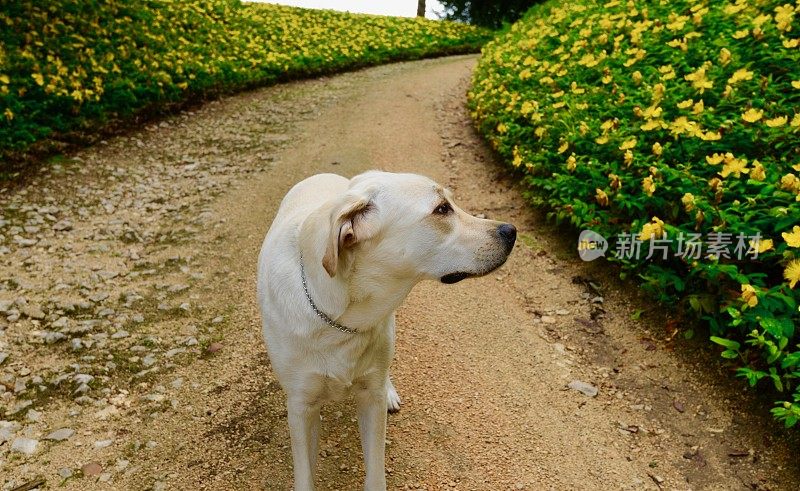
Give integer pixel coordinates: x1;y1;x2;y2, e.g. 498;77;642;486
469;0;800;427
0;0;490;161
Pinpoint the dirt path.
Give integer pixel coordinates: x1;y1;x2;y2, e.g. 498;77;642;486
1;55;799;491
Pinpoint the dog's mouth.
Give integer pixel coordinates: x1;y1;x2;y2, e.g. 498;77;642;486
440;255;513;284
440;272;473;284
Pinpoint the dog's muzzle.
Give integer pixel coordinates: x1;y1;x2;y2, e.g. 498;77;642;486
440;223;517;284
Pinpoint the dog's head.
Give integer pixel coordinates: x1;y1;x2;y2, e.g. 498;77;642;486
322;171;515;283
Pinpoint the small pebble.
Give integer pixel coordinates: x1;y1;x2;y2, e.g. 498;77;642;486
46;428;76;441
11;437;39;455
568;380;599;397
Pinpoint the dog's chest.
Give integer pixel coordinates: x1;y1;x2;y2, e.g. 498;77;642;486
314;332;389;400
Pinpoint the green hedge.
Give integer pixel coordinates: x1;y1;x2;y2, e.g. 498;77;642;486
0;0;491;162
469;0;800;427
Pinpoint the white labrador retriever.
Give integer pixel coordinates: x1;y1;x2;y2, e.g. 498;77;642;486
257;171;516;490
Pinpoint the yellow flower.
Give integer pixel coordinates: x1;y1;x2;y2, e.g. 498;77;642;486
632;71;642;85
670;116;703;137
639;216;665;240
608;173;621;190
558;141;569;153
741;284;758;307
742;108;763;123
701;131;722;141
520;101;536;115
733;29;749;39
785;38;800;48
692;100;705;114
677;99;693;109
658;65;675;76
642;176;656;196
751;160;766;181
31;73;44;86
750;238;774;254
781;173;800;192
3;108;12;121
723;84;734;98
783;225;800;247
720;157;750;178
602;74;613;84
754;13;772;27
728;68;754;85
595;188;609;207
792;81;800;89
497;123;508;134
0;74;9;84
706;153;724;165
667;38;687;50
792;114;800;127
684;66;713;93
652;142;663;156
696;209;705;225
775;4;795;32
566;154;577;172
642;105;662;119
512;146;523;168
640;119;663;131
595;135;609;144
784;259;800;288
766;116;788;127
681;192;695;212
624;149;633;166
619;138;637;150
719;47;732;65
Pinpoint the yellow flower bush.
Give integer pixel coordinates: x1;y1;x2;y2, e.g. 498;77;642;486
469;0;800;427
0;0;490;160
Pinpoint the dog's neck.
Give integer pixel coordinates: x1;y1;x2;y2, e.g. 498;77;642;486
299;217;417;332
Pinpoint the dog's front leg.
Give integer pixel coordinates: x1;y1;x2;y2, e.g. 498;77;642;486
287;396;321;491
356;384;388;491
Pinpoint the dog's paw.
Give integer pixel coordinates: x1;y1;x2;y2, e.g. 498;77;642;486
387;382;402;414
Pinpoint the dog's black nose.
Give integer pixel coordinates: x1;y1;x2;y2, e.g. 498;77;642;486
497;223;517;252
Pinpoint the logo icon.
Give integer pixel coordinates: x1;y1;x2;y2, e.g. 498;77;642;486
577;230;608;261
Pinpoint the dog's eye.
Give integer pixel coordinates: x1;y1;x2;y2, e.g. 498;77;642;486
433;202;453;215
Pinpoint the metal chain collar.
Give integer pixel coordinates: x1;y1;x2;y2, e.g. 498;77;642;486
299;253;358;334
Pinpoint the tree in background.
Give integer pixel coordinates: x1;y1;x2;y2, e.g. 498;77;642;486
417;0;426;17
438;0;542;28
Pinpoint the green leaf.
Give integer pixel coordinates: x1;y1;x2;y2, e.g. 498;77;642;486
781;352;800;369
760;317;794;338
710;336;740;351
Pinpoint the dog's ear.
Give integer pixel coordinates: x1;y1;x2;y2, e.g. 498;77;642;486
322;192;376;277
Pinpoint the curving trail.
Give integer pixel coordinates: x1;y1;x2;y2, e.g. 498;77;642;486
3;55;798;490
